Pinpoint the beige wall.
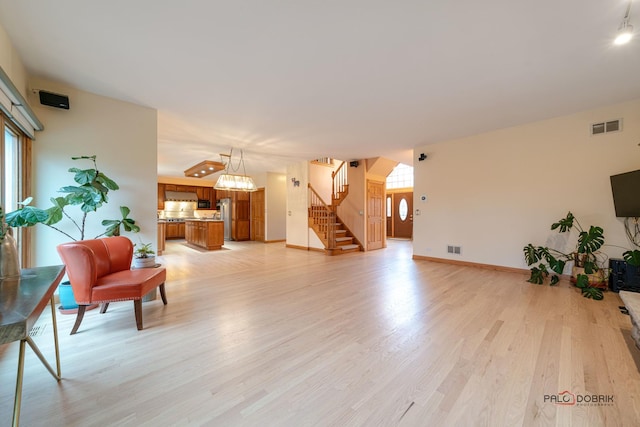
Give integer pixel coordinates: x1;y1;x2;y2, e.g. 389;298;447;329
286;161;310;247
29;78;158;267
413;98;640;270
309;161;337;204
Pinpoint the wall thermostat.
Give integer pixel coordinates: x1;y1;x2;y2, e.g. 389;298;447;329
420;195;427;202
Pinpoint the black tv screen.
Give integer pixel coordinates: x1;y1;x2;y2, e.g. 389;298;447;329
610;169;640;217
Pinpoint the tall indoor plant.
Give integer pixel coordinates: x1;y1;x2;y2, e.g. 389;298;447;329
5;155;141;308
5;155;140;239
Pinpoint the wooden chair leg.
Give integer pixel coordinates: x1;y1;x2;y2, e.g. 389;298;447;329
159;283;168;305
70;305;87;335
100;303;109;313
134;299;143;330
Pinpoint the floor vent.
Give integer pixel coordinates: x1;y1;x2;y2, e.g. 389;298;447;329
29;324;47;337
447;245;462;255
591;119;622;135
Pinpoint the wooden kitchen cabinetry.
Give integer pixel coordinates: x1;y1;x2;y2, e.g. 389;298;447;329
165;222;185;239
158;183;216;210
185;220;224;250
157;184;165;210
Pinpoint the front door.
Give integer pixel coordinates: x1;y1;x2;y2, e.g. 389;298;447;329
367;180;385;250
393;192;413;238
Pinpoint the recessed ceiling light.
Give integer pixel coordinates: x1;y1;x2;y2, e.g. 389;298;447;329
614;0;634;45
614;24;634;45
184;160;225;178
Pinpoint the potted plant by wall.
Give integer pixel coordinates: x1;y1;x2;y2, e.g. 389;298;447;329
523;211;608;300
0;205;20;279
5;155;140;309
133;242;156;268
622;217;640;266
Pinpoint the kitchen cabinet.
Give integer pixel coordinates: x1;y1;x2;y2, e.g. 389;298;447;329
157;184;165;210
185;220;224;250
196;187;205;200
216;189;231;201
202;188;212;204
165;222;185;239
158;183;216;210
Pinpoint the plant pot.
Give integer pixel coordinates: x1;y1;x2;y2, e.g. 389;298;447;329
59;281;78;310
133;256;156;269
142;288;157;302
0;231;20;279
571;266;608;289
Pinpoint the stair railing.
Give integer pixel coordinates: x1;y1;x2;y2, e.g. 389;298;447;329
308;184;336;250
332;160;347;206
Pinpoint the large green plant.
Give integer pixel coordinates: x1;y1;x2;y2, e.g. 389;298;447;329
523;212;607;300
5;155;140;241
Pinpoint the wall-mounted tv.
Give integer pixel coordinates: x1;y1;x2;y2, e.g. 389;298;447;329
610;169;640;217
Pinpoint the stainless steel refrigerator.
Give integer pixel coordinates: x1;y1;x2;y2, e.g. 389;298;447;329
219;198;232;240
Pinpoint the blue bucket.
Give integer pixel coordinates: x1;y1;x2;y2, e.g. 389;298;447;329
59;281;78;310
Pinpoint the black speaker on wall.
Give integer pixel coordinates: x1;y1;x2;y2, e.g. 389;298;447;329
38;90;70;109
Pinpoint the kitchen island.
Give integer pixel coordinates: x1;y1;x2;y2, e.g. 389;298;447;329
185;219;224;250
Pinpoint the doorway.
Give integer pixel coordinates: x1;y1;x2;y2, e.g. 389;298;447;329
367;180;385;250
386;192;413;239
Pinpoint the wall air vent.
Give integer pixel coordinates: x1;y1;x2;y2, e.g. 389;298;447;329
447;245;461;255
591;119;622;136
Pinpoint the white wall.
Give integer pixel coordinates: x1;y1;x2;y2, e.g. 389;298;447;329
29;78;158;267
413;98;640;270
286;161;309;247
266;172;286;241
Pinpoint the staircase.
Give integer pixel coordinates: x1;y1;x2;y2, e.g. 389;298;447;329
308;161;363;255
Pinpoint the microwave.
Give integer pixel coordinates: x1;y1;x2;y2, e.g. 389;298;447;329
197;199;211;209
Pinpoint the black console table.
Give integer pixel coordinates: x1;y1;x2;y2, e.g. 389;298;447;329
0;265;66;427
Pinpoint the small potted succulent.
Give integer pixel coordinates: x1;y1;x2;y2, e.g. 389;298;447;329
133;242;156;269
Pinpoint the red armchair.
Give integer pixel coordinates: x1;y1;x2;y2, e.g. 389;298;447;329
56;236;167;334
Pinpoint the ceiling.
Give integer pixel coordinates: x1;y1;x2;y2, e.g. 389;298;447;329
0;1;639;179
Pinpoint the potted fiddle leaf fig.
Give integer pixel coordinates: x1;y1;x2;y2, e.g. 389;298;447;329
523;211;607;300
6;155;140;240
5;155;141;309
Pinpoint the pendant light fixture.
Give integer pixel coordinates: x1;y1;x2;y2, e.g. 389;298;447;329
214;148;257;192
614;0;634;45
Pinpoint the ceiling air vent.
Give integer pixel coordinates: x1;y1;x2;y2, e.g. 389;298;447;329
591;119;622;136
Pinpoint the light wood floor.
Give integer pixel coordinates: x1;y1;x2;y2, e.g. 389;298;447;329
1;240;640;426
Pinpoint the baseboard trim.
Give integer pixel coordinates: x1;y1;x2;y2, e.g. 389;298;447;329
412;255;529;275
286;244;325;253
265;239;286;244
